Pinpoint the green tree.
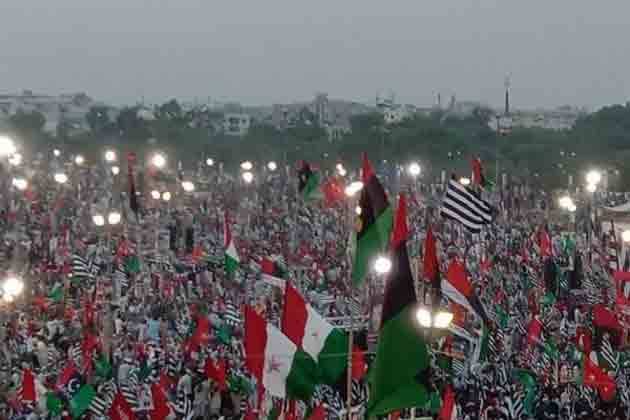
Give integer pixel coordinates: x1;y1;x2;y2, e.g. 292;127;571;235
9;110;46;134
86;106;112;134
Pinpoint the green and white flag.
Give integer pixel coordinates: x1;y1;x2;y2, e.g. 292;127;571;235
224;212;240;276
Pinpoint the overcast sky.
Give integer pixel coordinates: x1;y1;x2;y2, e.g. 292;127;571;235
1;0;629;110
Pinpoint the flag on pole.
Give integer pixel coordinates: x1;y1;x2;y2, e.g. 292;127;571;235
298;161;323;201
224;211;240;277
244;306;319;400
352;154;393;285
442;259;488;322
440;179;493;233
127;152;139;217
367;194;429;416
281;283;348;384
472;157;492;190
439;385;458;420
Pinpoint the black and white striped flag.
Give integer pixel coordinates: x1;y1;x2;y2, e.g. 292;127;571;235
440;179;493;233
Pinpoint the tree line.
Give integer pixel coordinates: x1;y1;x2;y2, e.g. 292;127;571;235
6;99;630;189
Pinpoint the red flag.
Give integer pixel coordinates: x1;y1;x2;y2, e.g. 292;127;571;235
583;356;616;401
593;304;622;331
21;368;36;403
109;392;137;420
56;362;78;391
351;346;367;379
422;227;439;283
205;358;227;391
439;385;457;420
321;176;345;206
471;157;485;188
538;228;552;258
308;404;326;420
527;317;543;346
149;383;172;420
575;327;592;354
192;316;211;347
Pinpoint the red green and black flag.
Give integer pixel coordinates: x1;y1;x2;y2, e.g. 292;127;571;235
297;161;322;201
351;154;393;285
367;194;429;416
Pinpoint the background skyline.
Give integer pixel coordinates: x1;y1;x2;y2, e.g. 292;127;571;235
1;0;629;110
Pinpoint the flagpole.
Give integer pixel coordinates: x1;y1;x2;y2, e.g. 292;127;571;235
346;198;354;420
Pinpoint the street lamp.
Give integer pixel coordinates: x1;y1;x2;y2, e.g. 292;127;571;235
2;276;24;298
53;149;61;157
373;255;392;275
111;165;120;175
355;206;362;215
567;203;577;213
559;195;573;209
622;230;630;243
74;155;85;165
344;181;364;197
267;161;277;171
151;153;166;169
240;161;253;171
408;162;421;177
11;178;28;191
54;173;68;184
242;171;254;184
8;153;22;166
104;150;117;162
107;211;121;225
0;136;17;157
415;307;453;329
586;170;602;186
150;190;161;200
181;181;195;192
206;158;214;167
586;183;597;193
162;191;171;202
92;214;105;227
459;177;471;186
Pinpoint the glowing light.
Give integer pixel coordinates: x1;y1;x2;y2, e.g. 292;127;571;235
242;171;254;184
567;203;577;213
104;150;117;162
206;158;214;166
240;161;253;171
585;170;602;185
111;165;120;175
586;183;597;193
355;206;362;215
92;214;105;226
433;311;454;329
0;136;17;157
2;277;24;297
336;163;347;176
8;153;22;166
74;155;85;165
416;308;432;328
622;230;630;243
12;178;28;191
558;195;573;209
408;162;421;177
151;153;166;169
459;177;471;186
162;191;171;202
107;212;121;225
181;181;195;192
267;161;277;171
150;190;161;200
344;181;364;197
373;255;392;274
54;173;68;184
53;149;61;157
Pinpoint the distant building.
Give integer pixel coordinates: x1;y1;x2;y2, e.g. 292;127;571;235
488;106;584;131
223;113;251;136
0;90;97;135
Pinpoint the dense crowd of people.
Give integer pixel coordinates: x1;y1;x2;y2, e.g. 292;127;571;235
0;152;629;420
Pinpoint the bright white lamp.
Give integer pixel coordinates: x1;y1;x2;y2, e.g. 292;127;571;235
408;162;421;177
206;158;214;167
2;277;24;297
151;153;166;169
74;155;85;165
182;181;195;192
433;311;454;329
586;170;602;186
344;181;364;197
622;230;630;243
240;161;253;171
54;173;68;184
108;212;121;225
12;178;28;191
92;214;105;226
242;171;254;184
162;191;171;202
8;153;22;166
459;177;471;186
267;161;277;171
151;190;161;200
0;136;17;157
104;150;117;162
415;307;432;328
111;166;120;175
373;255;392;274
